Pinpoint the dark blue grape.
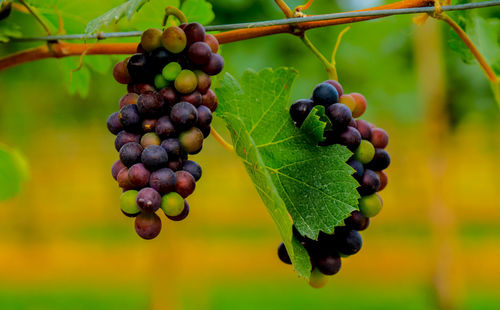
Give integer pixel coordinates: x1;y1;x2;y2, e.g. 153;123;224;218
311;82;338;106
315;251;341;275
127;53;152;82
161;138;183;159
155;116;176;138
366;149;391;171
277;242;292;265
358;169;380;196
289;99;313;127
182;160;202;181
148;48;171;70
347;158;364;183
141;145;169;170
170;102;198;129
345;211;370;231
197;105;212;128
137;92;164;117
119;142;144;167
326;103;352;131
119;104;142;131
115;131;140;151
149;168;177;194
107;112;123;135
334;228;362;256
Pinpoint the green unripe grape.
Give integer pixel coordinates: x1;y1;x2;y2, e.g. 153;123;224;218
309;268;328;288
141;132;161;148
141;28;163;52
179;127;204;154
174;70;198;94
162;62;182;81
120;190;140;216
161;192;185;217
154;74;168;89
354;140;375;164
162;26;187;54
358;193;382;217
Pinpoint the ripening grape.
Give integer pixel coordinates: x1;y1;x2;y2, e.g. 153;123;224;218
376;170;388;191
162;62;182;81
182;160;202;181
179;127;204;154
326;103;352;131
345;211;370;231
155;116;176;138
119;104;142;131
309;268;328;288
111;160;126;181
175;170;196;198
170;102;198;129
188;42;212;65
184;22;206;46
315;251;342;275
354;140;375;164
358;193;382;217
141;145;169;170
166;201;190;221
119;142;144;167
204;33;219;53
174;70;198;94
358;169;381;196
161;138;183;159
136;187;162;212
162;26;187;54
119;93;139;109
140;132;161;148
201;89;218;112
120;190;140;217
277;243;292;265
195;70;211;94
115;131;141;151
346;158;364;183
135;212;162;240
366;148;390;171
334;228;362;256
137;92;164;117
160;192;185;217
180;91;202;107
289;99;314;126
113;61;132;84
149;168;177;195
355;119;372;140
107;112;123;135
324;80;343;97
371;128;389;149
350;93;367;118
141;28;163;52
117;167;133;189
338;95;357;113
128;163;151;188
154;74;168;89
202;53;224;76
312;82;338;106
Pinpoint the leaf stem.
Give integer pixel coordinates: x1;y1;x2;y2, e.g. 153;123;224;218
294;0;314;15
301;34;337;80
18;0;52;35
210;127;234;152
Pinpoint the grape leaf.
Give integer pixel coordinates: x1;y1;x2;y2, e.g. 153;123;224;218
0;144;29;201
181;0;215;25
85;0;150;35
216;68;359;276
299;105;331;144
0;20;22;43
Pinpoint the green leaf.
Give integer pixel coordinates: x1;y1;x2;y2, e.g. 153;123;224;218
299;105;332;144
0;144;29;201
0;20;21;43
216;68;360;277
181;0;214;25
124;0;179;31
59;58;91;97
85;0;150;35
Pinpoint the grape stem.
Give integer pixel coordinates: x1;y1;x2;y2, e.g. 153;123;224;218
300;34;337;80
210;127;234;152
274;0;294;18
162;6;187;27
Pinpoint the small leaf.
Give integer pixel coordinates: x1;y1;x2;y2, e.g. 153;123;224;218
181;0;215;25
0;20;22;43
299;105;331;144
59;58;91;97
0;144;29;201
85;0;150;35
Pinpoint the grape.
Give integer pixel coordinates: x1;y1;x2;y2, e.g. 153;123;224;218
161;138;183;159
107;112;123;135
346;158;364;182
175;170;196;198
120;190;141;217
128;163;151;188
154;74;168;89
115;131;140;151
366;148;390;171
350;93;367;118
197;105;212;128
137;92;164;117
355;119;372;140
168;158;184;171
184;22;206;46
162;62;182;81
136;187;162;212
155;116;176;138
176;53;194;70
141;28;163;52
127;54;152;82
201;89;218;112
166;201;190;221
354;140;375;164
179;127;204;154
119;93;139;109
358;169;381;196
111;160;126;180
195;70;211;94
135;212;162;240
113;61;132;84
376;170;388;191
277;242;292;264
161;26;187;54
371;128;389;149
335;126;362;151
160;192;185;217
204;33;219;53
119;142;144;167
338;95;356;113
148;48;171;69
174;70;198;94
315;251;341;275
324;80;343;97
131;83;155;94
149;168;177;194
188;42;212;65
117;167;133;189
142;119;157;132
289;99;313;126
141;145;169;170
180;91;202;107
159;86;178;107
334;228;362;256
345;211;370;231
326;103;352;131
182;160;202;181
170;102;198;129
311;82;338;106
200;126;211;138
139;133;159;148
309;268;328;288
119;104;142;131
358;193;382;217
202;53;224;76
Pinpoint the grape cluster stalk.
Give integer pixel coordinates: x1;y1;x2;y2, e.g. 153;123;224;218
284;80;391;286
107;22;224;240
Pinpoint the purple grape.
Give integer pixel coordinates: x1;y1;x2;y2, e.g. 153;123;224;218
128;163;151;188
155;116;176;138
197;105;212;128
149;168;177;194
170;102;198;129
119;142;144;167
201;89;218;112
366;149;391;171
111;160;126;180
289;99;314;127
135;212;162;240
159;86;178;107
358;169;381;196
345;211;370;231
180;91;202;107
188;42;212;65
346;158;364;183
136;187;162;212
119;104;142;131
107;112;123;135
356;119;372;140
175;170;196;198
326;103;352;131
337;126;362;151
184;22;206;46
141;145;169;170
137;92;164;117
115;131;141;151
315;251;341;275
161;138;183;159
182;160;202;182
202;53;224;76
333;228;362;255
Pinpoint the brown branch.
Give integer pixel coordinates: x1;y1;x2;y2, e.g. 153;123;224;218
0;0;433;72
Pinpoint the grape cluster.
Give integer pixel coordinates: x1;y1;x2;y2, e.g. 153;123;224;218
282;80;391;284
107;23;223;240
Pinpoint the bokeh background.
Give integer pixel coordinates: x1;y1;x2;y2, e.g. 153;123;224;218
1;0;499;309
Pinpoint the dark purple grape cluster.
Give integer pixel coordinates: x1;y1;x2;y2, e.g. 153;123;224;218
108;23;223;240
283;80;391;285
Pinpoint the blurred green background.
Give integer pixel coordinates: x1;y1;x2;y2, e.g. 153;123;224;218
0;0;499;309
